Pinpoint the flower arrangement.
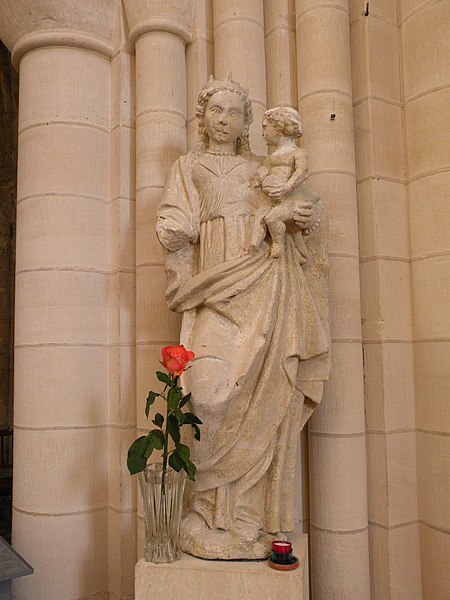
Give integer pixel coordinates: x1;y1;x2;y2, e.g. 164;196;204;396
127;345;201;480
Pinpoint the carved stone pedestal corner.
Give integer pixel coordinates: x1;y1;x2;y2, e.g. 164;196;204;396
135;531;309;600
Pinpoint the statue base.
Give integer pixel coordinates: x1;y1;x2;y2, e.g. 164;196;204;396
135;531;309;600
179;515;275;559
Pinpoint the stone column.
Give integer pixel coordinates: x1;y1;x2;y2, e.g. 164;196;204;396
295;1;371;597
186;0;214;150
107;4;137;599
213;0;267;154
350;2;422;598
0;1;115;598
400;1;450;598
122;0;194;554
264;0;297;109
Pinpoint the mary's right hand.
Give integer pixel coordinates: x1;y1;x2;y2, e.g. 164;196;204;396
156;219;197;253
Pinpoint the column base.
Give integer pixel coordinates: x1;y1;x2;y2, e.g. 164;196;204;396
136;531;309;600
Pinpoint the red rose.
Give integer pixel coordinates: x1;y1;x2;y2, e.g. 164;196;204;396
161;345;195;376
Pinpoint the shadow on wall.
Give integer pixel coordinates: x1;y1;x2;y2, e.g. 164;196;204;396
0;40;18;546
0;428;12;542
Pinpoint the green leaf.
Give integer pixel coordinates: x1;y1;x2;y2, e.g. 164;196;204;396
169;444;197;481
174;407;185;425
173;443;195;481
144;443;155;460
183;412;202;425
169;452;183;472
156;371;171;385
127;436;149;475
143;429;164;459
167;414;180;445
177;443;190;461
174;444;196;480
192;423;201;441
183;459;196;481
152;412;164;428
179;392;191;408
145;391;159;418
148;429;165;450
183;412;202;440
167;387;182;411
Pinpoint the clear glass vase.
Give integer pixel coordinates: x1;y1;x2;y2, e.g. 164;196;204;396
138;463;186;563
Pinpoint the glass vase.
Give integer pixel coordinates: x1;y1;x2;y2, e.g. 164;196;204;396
138;463;186;563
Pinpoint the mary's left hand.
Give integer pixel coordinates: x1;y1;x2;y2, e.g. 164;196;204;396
292;201;314;227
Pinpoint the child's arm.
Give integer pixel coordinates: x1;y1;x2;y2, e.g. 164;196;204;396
286;148;308;191
267;149;308;200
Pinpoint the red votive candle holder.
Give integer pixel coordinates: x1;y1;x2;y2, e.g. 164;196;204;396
271;540;293;564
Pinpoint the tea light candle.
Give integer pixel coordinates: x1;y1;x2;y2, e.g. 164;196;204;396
271;540;293;564
272;541;292;554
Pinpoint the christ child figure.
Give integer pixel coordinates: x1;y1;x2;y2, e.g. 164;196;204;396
249;106;311;258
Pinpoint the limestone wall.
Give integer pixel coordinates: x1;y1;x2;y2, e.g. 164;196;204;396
0;0;447;598
400;1;450;598
351;2;421;597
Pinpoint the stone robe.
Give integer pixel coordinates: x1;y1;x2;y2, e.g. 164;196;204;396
157;150;330;535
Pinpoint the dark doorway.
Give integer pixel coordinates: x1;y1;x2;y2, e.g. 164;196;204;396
0;40;18;543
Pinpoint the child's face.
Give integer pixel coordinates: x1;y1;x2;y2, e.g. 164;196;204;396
262;118;282;146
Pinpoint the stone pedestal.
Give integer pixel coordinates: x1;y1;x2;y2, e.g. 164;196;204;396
136;532;309;600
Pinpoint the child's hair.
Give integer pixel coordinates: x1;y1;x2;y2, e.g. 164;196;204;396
265;106;303;138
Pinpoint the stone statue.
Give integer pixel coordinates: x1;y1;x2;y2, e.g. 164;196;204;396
156;74;330;560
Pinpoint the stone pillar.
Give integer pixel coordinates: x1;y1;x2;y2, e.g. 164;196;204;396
295;1;371;597
107;4;137;599
186;0;214;150
212;0;267;154
122;0;193;555
264;0;297;109
400;1;450;598
350;2;422;598
0;1;115;598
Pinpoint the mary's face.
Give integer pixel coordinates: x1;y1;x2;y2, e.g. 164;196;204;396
203;90;245;145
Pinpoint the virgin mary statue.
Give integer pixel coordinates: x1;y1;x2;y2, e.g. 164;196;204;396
156;74;330;559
